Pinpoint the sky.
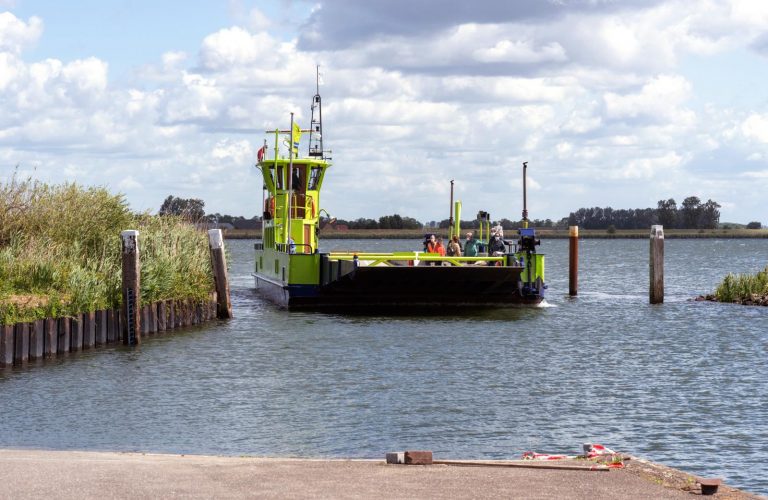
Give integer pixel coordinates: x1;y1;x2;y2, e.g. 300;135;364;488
2;0;768;224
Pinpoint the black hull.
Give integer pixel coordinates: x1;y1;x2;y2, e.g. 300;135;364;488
254;266;544;310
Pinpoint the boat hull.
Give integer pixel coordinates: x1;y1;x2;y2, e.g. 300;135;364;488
254;265;543;310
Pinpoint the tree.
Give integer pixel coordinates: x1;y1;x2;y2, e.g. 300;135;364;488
680;196;702;228
699;199;721;229
746;221;762;229
656;199;677;228
159;195;205;221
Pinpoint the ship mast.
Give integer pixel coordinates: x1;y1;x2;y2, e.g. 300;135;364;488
308;66;324;159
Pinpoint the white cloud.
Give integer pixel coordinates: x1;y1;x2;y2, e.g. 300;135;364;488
2;1;768;222
741;114;768;143
0;11;42;54
473;39;566;64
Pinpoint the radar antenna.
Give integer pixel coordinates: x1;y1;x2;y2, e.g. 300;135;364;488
308;65;324;158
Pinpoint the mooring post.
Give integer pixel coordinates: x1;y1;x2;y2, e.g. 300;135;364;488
650;225;664;304
208;229;233;319
121;230;141;345
1;325;14;366
569;225;579;296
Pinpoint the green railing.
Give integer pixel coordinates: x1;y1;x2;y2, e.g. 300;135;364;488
327;252;509;267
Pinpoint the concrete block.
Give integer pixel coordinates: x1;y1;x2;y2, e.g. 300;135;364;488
404;451;433;465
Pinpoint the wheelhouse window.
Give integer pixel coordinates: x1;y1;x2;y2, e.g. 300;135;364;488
308;166;323;190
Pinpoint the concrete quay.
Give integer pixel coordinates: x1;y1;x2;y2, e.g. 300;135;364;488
0;449;758;499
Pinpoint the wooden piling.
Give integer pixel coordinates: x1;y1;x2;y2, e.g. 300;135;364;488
106;309;117;343
71;315;83;352
44;318;57;357
1;324;14;366
569;225;579;296
141;306;150;336
83;312;96;349
121;230;141;346
30;320;44;359
57;317;71;353
148;303;157;334
14;322;29;364
208;229;233;319
95;310;107;345
650;225;664;304
168;300;176;330
157;302;167;332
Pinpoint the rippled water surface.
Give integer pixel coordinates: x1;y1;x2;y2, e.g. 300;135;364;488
1;238;767;494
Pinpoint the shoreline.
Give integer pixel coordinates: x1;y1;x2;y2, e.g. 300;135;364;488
222;228;768;240
0;448;760;499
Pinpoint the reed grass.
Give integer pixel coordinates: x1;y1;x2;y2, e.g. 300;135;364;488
714;267;768;303
0;173;213;325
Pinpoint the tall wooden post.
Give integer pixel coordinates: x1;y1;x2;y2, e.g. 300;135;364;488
121;230;141;345
208;229;233;319
650;225;664;304
569;226;579;296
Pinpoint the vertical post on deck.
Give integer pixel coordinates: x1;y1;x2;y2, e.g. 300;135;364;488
121;230;141;345
569;225;579;296
650;225;664;304
208;229;233;319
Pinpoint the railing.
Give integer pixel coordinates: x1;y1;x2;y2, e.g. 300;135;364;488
276;243;314;254
326;252;515;267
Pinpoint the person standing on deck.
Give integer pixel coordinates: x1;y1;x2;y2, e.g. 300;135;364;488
436;237;446;256
447;235;462;257
464;232;478;257
426;234;438;253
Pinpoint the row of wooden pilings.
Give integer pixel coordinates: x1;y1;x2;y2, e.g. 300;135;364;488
568;224;664;304
0;229;232;367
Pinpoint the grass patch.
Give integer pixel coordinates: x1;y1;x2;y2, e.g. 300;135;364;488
714;266;768;303
0;173;213;325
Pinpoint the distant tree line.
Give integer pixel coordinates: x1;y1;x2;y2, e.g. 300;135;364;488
428;218;556;230
566;196;722;230
161;194;755;231
334;214;423;230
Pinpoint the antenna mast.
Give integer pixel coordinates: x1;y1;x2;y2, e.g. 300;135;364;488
308;65;324;158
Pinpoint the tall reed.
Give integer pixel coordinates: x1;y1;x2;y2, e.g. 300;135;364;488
714;267;768;303
0;173;213;324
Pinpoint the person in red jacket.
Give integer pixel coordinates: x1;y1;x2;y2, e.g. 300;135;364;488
436;237;446;256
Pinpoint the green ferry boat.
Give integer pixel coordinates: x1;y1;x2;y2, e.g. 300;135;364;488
253;88;546;310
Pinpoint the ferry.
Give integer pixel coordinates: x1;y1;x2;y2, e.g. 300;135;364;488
252;86;545;310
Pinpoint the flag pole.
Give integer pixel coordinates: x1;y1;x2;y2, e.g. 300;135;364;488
286;112;294;247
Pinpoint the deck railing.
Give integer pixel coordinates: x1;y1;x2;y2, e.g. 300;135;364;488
326;252;518;267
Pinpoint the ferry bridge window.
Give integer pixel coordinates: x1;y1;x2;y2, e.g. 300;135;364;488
308;166;322;190
292;164;306;193
274;165;284;189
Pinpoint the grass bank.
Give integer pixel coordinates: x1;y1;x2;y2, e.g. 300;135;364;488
0;175;213;325
223;228;768;240
710;267;768;305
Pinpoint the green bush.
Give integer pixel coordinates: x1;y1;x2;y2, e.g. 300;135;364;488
714;267;768;303
0;173;213;325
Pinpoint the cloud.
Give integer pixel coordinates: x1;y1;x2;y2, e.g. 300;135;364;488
0;11;42;54
2;1;768;223
298;0;663;50
741;114;768;143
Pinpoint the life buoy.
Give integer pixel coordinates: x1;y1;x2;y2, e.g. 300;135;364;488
307;197;315;218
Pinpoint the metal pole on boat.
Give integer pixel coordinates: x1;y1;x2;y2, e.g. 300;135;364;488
287;112;294;247
449;179;454;239
522;162;529;229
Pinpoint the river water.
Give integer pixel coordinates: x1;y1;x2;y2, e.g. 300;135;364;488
1;238;767;495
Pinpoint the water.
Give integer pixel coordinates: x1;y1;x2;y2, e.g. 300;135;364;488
1;238;767;495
